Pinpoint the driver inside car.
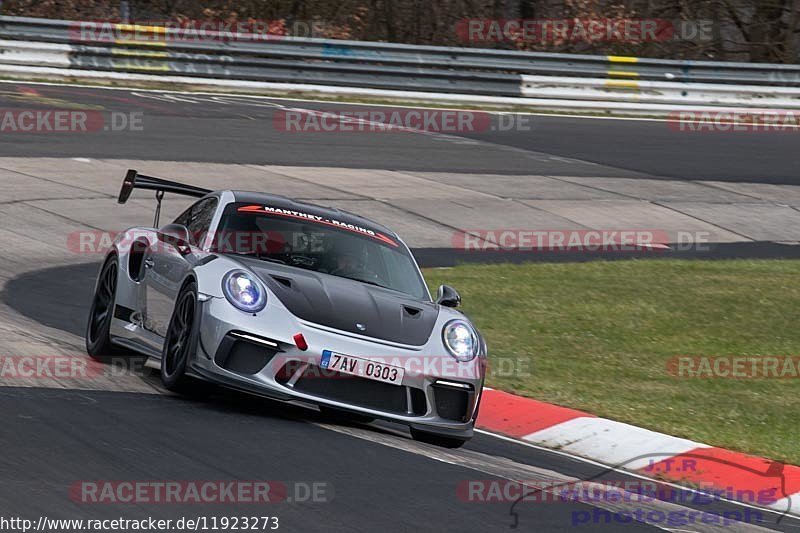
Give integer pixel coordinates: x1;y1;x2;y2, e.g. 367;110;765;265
331;251;360;277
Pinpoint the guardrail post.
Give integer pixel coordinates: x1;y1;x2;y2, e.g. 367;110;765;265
120;1;130;24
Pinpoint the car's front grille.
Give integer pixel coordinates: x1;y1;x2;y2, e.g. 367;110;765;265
280;363;426;416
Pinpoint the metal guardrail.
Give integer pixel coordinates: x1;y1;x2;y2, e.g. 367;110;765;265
0;15;799;111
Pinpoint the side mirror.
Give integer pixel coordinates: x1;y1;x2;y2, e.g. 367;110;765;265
157;224;191;251
436;285;461;308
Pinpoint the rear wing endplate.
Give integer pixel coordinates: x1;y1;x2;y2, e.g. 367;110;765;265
118;169;211;204
118;169;212;227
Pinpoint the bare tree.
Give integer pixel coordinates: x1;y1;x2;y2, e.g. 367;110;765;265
1;0;797;62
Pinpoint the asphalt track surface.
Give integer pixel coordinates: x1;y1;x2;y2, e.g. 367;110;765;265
3;262;798;533
1;269;660;533
0;82;794;183
0;82;798;532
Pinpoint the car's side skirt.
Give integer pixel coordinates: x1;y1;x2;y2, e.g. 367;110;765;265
110;330;162;359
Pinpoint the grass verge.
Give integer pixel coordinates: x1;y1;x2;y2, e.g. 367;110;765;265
424;259;800;465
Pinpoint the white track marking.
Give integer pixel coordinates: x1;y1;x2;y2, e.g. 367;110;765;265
478;429;800;526
318;422;777;532
522;417;709;470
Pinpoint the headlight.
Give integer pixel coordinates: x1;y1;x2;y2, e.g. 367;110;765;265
443;320;479;362
222;270;267;313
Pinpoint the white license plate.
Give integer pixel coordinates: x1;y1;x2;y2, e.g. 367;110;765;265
320;350;404;386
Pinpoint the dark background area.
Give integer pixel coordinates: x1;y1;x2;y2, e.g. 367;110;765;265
2;0;798;63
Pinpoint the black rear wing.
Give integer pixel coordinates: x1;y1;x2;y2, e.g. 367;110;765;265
118;169;212;227
118;169;212;204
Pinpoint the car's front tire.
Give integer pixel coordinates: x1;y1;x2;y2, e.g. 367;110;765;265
410;427;468;449
86;255;127;361
161;281;207;394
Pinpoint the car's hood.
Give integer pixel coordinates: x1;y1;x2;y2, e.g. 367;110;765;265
233;257;440;346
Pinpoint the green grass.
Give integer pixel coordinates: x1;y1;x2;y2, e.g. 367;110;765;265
424;259;800;465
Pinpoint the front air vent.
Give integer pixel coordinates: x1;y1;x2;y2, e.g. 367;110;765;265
409;387;428;416
271;276;292;288
214;332;280;375
403;306;422;317
432;382;472;422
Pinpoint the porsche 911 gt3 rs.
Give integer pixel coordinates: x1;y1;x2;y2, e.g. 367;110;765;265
86;170;487;448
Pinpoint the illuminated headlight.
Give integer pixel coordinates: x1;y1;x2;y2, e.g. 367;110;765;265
222;270;266;313
443;320;479;362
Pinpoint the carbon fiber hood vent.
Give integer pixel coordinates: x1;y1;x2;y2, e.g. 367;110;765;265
233;257;439;346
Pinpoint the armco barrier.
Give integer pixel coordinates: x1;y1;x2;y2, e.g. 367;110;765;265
0;15;798;113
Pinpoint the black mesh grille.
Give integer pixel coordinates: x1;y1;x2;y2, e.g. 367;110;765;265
214;334;279;375
289;364;424;416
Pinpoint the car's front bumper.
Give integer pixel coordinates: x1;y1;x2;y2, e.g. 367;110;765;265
189;297;485;438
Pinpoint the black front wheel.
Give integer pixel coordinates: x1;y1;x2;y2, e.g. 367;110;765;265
161;282;206;394
86;256;126;360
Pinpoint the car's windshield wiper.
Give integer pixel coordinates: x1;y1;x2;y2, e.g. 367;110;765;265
257;256;287;265
338;276;391;290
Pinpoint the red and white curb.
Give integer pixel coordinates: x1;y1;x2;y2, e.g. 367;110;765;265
477;389;800;516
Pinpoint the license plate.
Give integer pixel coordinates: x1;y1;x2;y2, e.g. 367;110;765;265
320;350;404;386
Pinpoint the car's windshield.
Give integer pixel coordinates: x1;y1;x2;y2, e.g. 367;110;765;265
212;202;428;300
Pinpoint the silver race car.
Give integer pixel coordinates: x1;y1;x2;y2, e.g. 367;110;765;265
86;171;487;447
